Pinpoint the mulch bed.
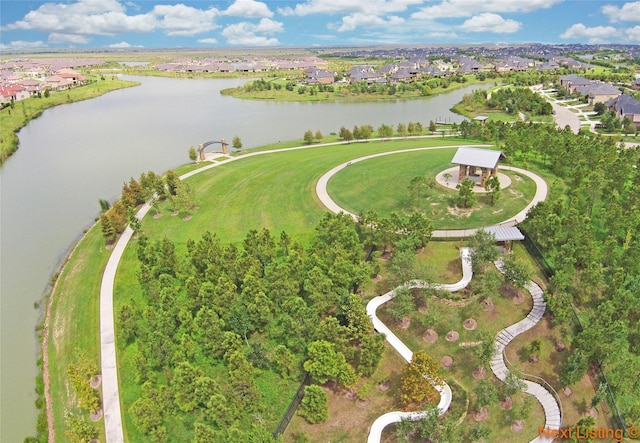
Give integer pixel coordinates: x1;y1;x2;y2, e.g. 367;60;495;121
472;367;487;379
89;375;101;389
182;215;192;221
377;380;391;392
500;396;513;410
482;298;495;312
89;408;103;422
423;329;438;343
399;317;411;329
511;420;525;432
440;356;453;367
463;318;477;330
445;330;460;342
473;407;489;422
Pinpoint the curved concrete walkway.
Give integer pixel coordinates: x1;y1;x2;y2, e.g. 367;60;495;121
366;248;473;442
491;260;562;442
96;137;458;442
315;149;548;239
366;253;562;442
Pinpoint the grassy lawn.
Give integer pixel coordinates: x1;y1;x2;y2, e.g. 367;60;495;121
49;136;585;442
327;150;536;229
47;225;111;442
0;76;139;165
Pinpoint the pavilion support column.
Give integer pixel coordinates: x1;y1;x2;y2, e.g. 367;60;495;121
458;165;467;182
480;168;490;187
198;144;205;161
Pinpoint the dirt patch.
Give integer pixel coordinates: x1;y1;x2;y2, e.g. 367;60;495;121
90;408;103;422
371;274;382;282
399;317;411;329
472;367;487;379
563;387;573;397
171;210;179;216
445;330;460;342
463;318;477;330
555;341;566;352
356;398;370;408
182;215;192;221
508;189;524;198
89;375;102;389
511;419;524;432
377;380;391;392
500;283;525;304
418;305;427;313
190;205;200;211
423;329;438;343
440;356;453;367
447;206;474;218
345;389;357;400
153;212;163;219
500;397;513;410
474;407;489;422
482;297;494;312
587;407;598;419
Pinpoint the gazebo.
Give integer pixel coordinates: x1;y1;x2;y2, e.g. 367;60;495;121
483;226;524;252
451;147;505;187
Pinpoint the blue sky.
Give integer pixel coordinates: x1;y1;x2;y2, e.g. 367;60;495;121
1;0;639;50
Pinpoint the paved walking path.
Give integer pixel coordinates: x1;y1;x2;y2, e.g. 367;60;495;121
491;260;562;442
96;137;455;442
98;139;551;442
366;254;562;442
315;150;548;239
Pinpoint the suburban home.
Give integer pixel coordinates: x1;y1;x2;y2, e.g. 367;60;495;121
57;68;86;83
305;69;335;85
606;94;640;129
389;69;413;83
0;84;29;103
587;84;621;104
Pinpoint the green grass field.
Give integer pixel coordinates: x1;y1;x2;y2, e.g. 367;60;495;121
47;136;562;442
327;149;536;229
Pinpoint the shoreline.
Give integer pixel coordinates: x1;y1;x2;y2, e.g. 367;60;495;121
0;77;139;166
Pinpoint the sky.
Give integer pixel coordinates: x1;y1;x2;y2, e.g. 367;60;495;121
0;0;639;50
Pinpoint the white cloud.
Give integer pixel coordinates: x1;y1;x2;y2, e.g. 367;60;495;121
152;4;219;36
625;25;640;41
108;41;143;47
48;32;91;44
337;13;387;31
0;40;47;50
221;18;283;46
461;13;520;33
427;31;459;39
3;0;220;43
224;0;273;18
560;23;620;43
601;2;640;22
412;0;562;19
198;38;218;44
278;0;422;16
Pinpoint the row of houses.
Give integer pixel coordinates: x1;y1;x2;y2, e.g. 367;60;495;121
0;68;88;104
559;74;622;104
157;56;328;74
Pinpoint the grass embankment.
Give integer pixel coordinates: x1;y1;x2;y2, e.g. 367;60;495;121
47;224;112;443
0;76;139;165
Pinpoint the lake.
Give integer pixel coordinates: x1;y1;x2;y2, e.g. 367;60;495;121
0;75;485;441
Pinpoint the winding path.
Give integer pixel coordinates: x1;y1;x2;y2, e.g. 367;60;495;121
315;148;548;238
365;248;473;442
96;140;553;443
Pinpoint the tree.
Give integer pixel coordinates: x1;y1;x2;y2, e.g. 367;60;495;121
500;252;533;291
232;135;242;150
408;176;429;208
456;177;476;208
128;207;142;236
468;229;499;274
303;340;355;386
474;379;499;409
389;287;415;321
272;345;298;380
298;385;329;423
484;175;501;205
400;350;443;408
165;170;180;196
377;123;393;139
315;129;323;141
429;120;437;133
188;146;197;162
473;331;496;375
339;126;353;141
100;213;116;245
397;122;407;138
303;130;314;144
358;333;385;377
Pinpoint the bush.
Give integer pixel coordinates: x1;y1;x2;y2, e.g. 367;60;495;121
298;385;329;424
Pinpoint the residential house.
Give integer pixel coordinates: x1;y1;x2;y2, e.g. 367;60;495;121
306;69;335;84
0;84;29;104
606;94;640;129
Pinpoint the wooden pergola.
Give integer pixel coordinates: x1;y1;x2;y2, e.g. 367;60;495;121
451;146;505;187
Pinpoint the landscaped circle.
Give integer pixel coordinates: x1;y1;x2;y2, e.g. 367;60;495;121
325;149;536;229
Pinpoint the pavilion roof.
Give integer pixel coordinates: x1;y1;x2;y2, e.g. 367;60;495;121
483;226;525;242
451;146;505;169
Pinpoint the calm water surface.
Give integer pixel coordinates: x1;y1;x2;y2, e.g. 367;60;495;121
0;76;485;440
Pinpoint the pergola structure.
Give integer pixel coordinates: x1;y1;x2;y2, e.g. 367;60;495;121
451;146;505;187
483;226;524;252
